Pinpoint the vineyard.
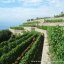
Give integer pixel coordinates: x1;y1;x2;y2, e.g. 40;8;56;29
10;26;24;30
45;19;63;22
1;18;64;64
47;26;64;64
0;32;44;64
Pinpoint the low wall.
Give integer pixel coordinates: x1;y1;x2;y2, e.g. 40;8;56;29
9;28;23;35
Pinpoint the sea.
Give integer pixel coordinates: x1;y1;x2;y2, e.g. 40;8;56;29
0;20;25;30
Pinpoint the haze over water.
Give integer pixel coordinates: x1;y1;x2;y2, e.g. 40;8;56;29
0;19;27;30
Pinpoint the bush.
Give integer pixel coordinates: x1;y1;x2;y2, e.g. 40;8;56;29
0;30;12;43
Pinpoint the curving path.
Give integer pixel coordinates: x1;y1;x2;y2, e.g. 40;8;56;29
38;20;64;26
42;22;64;26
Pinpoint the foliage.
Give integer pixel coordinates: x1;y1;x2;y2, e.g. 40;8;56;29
0;32;32;57
22;21;39;27
10;26;24;30
19;34;43;64
38;26;57;30
45;19;63;22
38;25;64;30
0;30;12;43
0;33;28;48
0;32;37;64
37;26;48;30
47;26;64;64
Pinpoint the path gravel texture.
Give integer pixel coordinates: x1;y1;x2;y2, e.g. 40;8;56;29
37;19;64;26
42;22;64;26
35;28;50;64
9;28;23;35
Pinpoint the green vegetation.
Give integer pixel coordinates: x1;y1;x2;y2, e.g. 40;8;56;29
23;21;39;25
37;26;48;30
22;21;39;27
1;15;64;64
38;25;64;30
0;30;12;43
37;26;57;30
19;34;44;64
10;26;24;30
0;32;44;64
0;32;32;57
45;19;63;22
47;26;64;64
0;33;28;48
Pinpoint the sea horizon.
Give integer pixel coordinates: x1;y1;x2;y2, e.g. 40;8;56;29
0;20;26;30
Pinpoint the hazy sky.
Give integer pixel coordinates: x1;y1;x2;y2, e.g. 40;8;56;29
0;0;64;22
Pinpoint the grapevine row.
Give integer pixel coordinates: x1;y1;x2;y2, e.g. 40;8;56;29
0;33;37;64
0;32;28;48
0;32;33;57
19;34;43;64
47;26;64;64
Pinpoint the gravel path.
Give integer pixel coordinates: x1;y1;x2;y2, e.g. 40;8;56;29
35;28;50;64
42;22;64;26
9;28;23;35
37;20;64;26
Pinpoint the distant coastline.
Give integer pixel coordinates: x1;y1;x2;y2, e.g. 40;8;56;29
0;20;24;30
